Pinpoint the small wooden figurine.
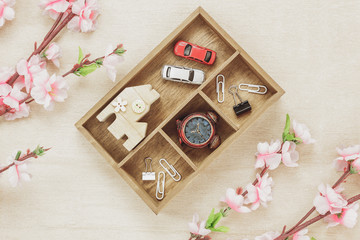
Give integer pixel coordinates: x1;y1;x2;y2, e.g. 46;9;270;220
97;84;160;151
176;111;221;149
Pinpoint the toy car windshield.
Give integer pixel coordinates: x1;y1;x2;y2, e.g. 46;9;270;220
184;44;192;56
204;51;212;63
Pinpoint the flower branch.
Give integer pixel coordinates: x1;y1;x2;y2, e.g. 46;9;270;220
188;114;315;240
0;145;50;187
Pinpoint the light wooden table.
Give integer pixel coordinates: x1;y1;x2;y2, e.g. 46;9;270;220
1;1;360;239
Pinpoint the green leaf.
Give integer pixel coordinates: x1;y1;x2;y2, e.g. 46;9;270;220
212;212;223;226
15;151;22;160
311;237;317;240
78;46;84;64
350;165;359;174
205;209;215;229
282;114;291;142
95;59;103;65
209;226;230;233
115;47;126;56
33;145;46;156
75;63;99;77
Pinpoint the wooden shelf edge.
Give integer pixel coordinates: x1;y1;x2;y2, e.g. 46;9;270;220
199;51;240;91
198;91;238;131
157;171;198;211
76;124;118;168
117;168;160;214
158;129;198;171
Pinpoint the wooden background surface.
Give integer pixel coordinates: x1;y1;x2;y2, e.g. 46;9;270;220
1;1;360;239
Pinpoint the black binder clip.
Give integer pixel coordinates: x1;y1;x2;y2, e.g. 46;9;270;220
228;85;251;116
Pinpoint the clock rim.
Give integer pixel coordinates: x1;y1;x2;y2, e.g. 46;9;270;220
180;113;215;148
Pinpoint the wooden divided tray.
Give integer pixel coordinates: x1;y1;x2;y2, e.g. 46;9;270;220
76;7;285;214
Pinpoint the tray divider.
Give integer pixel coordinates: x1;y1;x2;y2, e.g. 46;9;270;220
158;129;198;171
199;91;238;131
117;130;160;168
199;51;239;91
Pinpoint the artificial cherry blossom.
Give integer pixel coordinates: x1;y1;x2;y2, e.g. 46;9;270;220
255;140;282;170
39;0;71;20
281;141;299;167
324;203;359;228
220;188;251;213
351;158;360;174
1;99;30;120
188;213;211;236
16;54;46;92
7;151;31;187
292;120;315;144
0;0;15;28
2;83;27;111
245;173;273;210
254;231;280;240
103;44;123;82
111;96;127;112
31;73;69;110
0;66;14;96
292;229;310;240
313;184;348;215
67;0;99;33
44;42;61;68
334;145;360;172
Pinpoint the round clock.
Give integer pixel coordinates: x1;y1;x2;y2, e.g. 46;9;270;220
176;111;221;149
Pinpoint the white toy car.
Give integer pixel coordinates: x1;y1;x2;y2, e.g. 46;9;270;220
161;65;205;85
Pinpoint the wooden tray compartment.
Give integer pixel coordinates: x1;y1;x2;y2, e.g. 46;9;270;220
76;7;285;214
121;132;195;210
162;94;236;167
202;54;277;129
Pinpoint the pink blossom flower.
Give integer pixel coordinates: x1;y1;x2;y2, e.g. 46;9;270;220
245;173;273;210
39;0;71;20
313;184;348;215
292;120;315;144
281;141;299;167
44;42;61;68
0;0;15;27
293;229;310;240
254;231;280;240
0;66;14;96
188;213;211;236
7;151;31;187
324;203;359;228
1;83;27;111
67;0;99;33
255;140;282;170
333;145;360;172
16;55;47;92
1;98;30;120
220;188;251;213
31;73;69;111
103;45;123;82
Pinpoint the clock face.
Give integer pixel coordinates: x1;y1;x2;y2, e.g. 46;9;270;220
184;116;212;145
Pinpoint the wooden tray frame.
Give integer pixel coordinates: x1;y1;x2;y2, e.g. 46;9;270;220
76;7;285;214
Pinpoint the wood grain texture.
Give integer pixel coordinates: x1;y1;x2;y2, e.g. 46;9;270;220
1;0;360;239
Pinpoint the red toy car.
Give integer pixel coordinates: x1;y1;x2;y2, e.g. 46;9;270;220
174;40;216;65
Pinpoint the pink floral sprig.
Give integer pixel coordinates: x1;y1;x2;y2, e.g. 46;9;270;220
249;145;360;240
0;146;50;187
0;44;125;118
188;114;315;240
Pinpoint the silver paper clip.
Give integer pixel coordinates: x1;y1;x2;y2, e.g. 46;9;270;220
216;74;225;103
142;157;155;181
156;171;165;200
239;84;267;95
159;158;181;182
